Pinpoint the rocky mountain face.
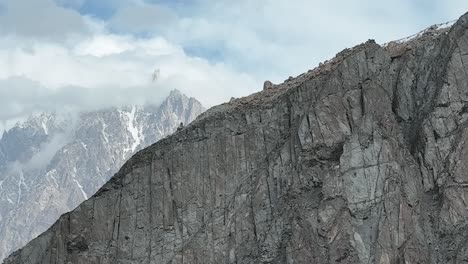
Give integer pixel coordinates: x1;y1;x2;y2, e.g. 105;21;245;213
0;90;205;262
5;12;468;264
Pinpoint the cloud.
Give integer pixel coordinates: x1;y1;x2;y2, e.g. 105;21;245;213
1;0;468;131
0;63;256;122
0;0;258;129
2;128;74;194
0;0;90;41
107;0;468;82
23;131;72;171
109;3;178;34
0;30;259;120
54;0;87;9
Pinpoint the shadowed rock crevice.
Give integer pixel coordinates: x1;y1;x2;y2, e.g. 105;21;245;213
66;236;89;254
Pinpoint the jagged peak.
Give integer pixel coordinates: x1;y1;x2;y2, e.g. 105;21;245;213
162;89;188;104
164;89;202;105
159;89;204;112
168;88;183;97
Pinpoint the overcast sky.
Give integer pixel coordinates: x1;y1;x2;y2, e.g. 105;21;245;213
0;0;467;132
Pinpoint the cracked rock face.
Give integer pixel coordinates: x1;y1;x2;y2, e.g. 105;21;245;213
5;12;468;264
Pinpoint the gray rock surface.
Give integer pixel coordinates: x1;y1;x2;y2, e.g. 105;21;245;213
0;90;204;262
5;12;468;264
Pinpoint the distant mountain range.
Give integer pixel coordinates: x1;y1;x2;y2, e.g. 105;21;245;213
0;89;205;261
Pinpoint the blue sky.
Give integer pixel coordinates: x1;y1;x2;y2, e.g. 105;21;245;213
0;0;467;131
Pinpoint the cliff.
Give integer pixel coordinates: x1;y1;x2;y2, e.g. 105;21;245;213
4;12;468;264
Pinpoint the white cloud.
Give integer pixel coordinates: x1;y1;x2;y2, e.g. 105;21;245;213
0;39;257;120
24;132;71;170
0;0;89;40
0;0;259;129
1;0;468;131
106;0;468;83
109;2;177;33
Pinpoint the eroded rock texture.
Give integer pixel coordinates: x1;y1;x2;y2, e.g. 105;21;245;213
5;12;468;264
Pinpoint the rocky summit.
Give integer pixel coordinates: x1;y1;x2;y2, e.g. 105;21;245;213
5;12;468;264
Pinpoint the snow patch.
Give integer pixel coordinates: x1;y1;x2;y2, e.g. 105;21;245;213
127;106;141;152
46;170;59;188
17;169;27;204
80;141;88;151
120;106;143;157
156;124;164;137
383;20;456;47
73;179;88;199
101;120;109;144
396;20;456;44
41;121;48;135
436;20;456;30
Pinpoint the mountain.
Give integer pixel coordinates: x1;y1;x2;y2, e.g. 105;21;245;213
0;90;205;262
6;12;468;264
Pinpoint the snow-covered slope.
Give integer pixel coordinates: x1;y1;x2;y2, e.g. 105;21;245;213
383;20;456;47
0;90;205;261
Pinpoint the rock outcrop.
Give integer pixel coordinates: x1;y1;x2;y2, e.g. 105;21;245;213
5;12;468;264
